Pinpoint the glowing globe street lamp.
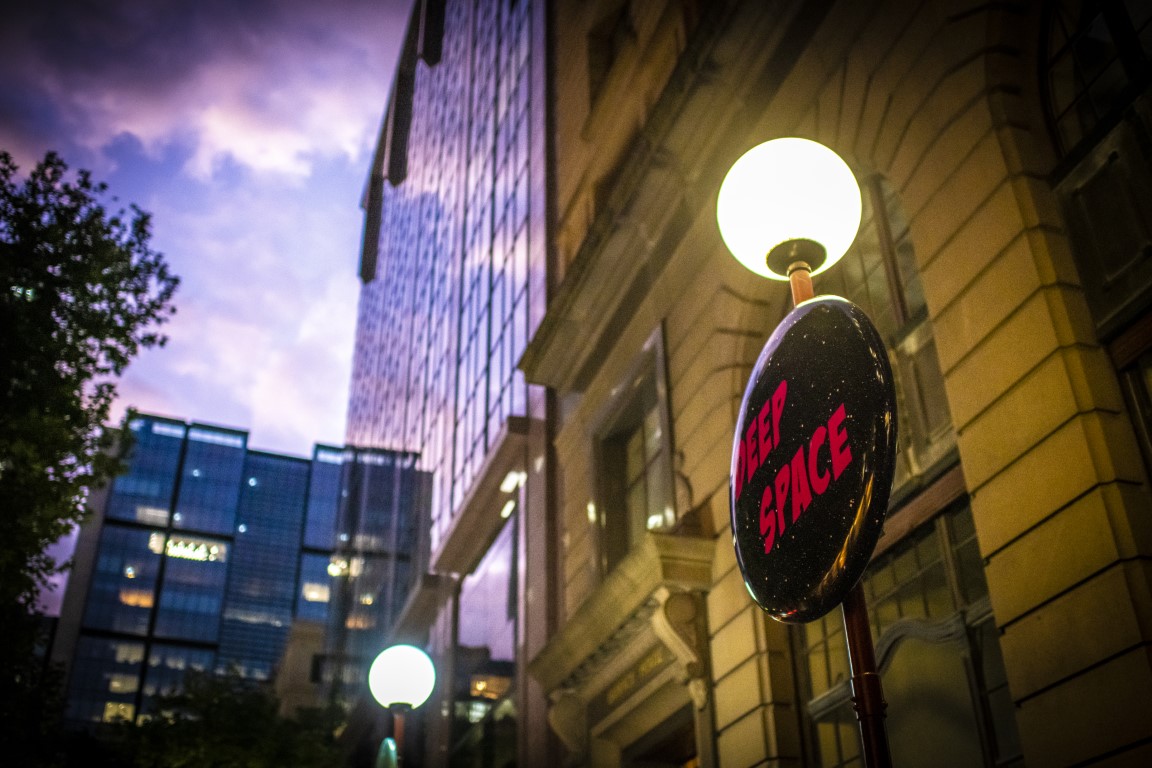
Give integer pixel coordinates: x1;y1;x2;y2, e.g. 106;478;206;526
718;137;862;301
368;644;436;767
718;137;894;768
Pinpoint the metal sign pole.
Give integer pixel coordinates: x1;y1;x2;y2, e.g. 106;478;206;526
842;583;891;767
787;261;891;768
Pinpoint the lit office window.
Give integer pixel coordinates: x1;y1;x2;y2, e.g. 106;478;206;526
65;636;145;724
140;644;215;716
296;553;335;624
82;526;162;636
107;418;185;525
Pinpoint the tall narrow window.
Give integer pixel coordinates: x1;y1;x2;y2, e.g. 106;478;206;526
587;3;633;106
815;175;955;497
594;328;675;575
803;504;1023;767
1042;0;1152;158
1042;0;1152;478
805;172;1020;766
451;514;518;764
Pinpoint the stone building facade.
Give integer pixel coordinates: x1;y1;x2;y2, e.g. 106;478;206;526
525;1;1152;766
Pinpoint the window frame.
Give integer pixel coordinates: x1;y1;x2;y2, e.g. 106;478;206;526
814;174;958;503
589;325;677;577
1040;0;1152;168
800;501;1023;768
799;169;1020;765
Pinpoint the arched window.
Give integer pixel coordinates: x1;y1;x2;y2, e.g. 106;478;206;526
804;176;1023;767
803;501;1023;768
814;175;954;500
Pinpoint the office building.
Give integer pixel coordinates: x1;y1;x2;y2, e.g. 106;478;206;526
345;0;550;763
525;1;1152;766
323;447;429;707
51;414;419;727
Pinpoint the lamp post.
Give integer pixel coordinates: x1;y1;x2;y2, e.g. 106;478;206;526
718;137;894;768
368;644;436;767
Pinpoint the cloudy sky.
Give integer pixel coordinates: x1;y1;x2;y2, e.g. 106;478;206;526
1;0;412;457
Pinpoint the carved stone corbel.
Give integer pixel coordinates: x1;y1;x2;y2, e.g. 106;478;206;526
650;586;709;709
547;688;587;758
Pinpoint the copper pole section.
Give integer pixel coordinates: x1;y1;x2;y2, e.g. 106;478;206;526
787;261;891;768
787;261;815;304
391;705;409;765
842;583;892;767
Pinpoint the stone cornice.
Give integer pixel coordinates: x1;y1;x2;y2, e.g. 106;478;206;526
528;531;713;694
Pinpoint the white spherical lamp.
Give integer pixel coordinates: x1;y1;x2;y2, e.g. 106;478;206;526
717;137;862;280
368;644;436;710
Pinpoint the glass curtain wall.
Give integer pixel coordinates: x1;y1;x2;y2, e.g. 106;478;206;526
450;514;518;767
63;415;343;726
324;449;425;705
217;453;310;680
343;0;543;761
345;0;540;549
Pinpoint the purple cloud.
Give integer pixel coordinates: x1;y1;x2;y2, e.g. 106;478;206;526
1;0;413;458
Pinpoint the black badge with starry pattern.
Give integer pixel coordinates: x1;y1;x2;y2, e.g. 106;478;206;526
730;295;898;623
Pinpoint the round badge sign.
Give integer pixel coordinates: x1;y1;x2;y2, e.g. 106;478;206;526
731;295;898;623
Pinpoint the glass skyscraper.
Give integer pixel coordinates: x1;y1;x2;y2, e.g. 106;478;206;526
323;447;429;706
344;0;552;762
52;413;422;727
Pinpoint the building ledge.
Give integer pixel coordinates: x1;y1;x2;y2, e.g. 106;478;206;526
386;570;454;646
432;416;531;575
518;0;823;396
528;531;713;694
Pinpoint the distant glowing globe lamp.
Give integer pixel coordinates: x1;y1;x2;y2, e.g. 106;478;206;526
368;644;436;768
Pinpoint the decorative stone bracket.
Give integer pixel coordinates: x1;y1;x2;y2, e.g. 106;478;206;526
650;586;710;710
547;688;588;756
530;532;714;763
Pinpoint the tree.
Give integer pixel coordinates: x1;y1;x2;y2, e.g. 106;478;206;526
115;670;345;768
0;149;178;761
0;149;178;610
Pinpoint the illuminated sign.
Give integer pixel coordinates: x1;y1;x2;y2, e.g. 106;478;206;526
148;532;228;563
302;583;330;603
731;296;897;623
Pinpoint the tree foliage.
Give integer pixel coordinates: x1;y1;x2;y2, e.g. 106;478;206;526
0;149;179;612
113;670;345;768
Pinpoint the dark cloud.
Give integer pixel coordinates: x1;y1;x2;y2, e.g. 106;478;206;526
0;0;412;174
4;0;398;86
